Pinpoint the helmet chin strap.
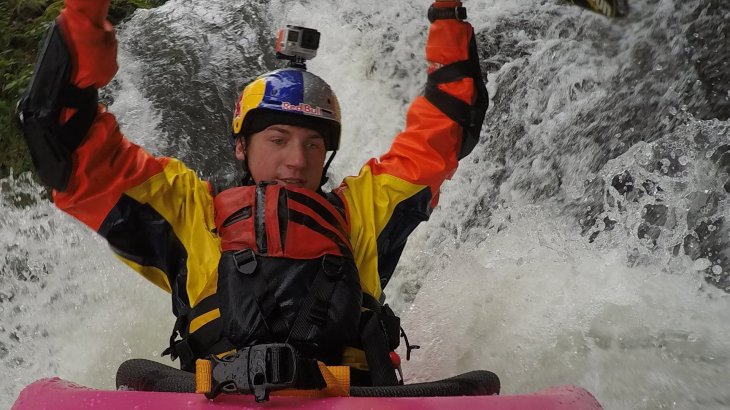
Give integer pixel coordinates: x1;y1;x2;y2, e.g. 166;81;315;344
319;150;337;188
236;135;256;186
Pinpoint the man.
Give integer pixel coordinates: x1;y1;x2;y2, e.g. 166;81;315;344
17;0;488;388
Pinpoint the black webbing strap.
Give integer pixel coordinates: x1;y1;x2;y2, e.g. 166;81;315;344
359;293;402;386
232;249;289;338
424;65;472;127
163;308;196;371
360;294;401;350
424;35;489;159
287;255;344;342
58;84;97;152
427;59;475;84
360;310;399;386
319;150;338;187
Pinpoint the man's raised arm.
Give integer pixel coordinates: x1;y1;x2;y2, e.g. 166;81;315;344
17;0;220;315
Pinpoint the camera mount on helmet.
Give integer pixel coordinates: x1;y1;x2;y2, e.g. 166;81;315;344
275;25;320;70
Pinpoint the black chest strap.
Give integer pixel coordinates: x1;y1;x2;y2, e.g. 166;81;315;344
358;293;417;386
287;254;345;343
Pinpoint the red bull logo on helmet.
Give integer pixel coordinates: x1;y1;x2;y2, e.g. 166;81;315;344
282;102;322;115
233;96;242;118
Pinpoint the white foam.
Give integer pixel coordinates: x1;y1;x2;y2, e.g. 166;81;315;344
2;0;729;409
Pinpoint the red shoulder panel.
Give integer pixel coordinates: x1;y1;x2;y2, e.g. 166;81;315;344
53;112;167;231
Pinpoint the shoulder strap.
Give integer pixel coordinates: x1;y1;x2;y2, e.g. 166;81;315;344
358;293;404;386
287;254;345;344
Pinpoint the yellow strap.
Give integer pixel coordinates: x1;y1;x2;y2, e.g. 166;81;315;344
195;358;350;397
195;359;212;394
275;362;350;398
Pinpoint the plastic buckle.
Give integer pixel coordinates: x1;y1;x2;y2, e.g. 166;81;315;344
207;343;298;402
233;248;257;275
248;344;298;402
321;254;344;280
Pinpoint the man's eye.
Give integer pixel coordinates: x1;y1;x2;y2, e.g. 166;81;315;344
270;138;285;145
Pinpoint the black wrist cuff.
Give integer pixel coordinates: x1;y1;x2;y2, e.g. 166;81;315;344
427;5;467;22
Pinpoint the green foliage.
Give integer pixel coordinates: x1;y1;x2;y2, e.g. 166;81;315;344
0;0;166;180
7;0;53;16
0;100;34;179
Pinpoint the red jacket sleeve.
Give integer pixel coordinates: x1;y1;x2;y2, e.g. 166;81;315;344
339;12;481;299
59;0;117;89
50;1;220;311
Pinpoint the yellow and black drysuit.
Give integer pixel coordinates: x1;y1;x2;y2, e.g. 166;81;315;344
17;0;488;386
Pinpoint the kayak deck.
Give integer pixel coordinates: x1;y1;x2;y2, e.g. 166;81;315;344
13;377;603;410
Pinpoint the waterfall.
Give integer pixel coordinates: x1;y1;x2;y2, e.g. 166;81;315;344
2;0;728;408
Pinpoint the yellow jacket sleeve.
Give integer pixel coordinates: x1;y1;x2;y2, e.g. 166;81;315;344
337;16;483;300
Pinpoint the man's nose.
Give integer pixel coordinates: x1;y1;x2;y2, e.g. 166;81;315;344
285;143;307;168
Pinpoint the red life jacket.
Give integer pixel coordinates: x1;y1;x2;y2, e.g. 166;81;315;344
166;182;362;370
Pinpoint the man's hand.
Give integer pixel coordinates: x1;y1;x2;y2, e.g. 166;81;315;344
59;0;118;89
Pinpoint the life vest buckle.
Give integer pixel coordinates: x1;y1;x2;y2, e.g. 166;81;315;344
205;343;300;402
233;248;257;275
321;254;344;280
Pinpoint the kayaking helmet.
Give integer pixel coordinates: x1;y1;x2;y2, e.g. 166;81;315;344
231;68;341;150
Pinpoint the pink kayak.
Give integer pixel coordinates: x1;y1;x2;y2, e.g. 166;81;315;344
13;377;603;410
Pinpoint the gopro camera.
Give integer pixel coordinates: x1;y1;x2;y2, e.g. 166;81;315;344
276;25;320;68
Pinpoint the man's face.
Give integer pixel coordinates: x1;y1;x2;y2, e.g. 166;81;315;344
236;124;327;191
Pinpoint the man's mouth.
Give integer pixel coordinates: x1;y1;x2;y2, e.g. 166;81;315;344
278;178;305;186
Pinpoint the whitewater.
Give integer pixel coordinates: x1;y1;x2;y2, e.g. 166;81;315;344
1;0;729;408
